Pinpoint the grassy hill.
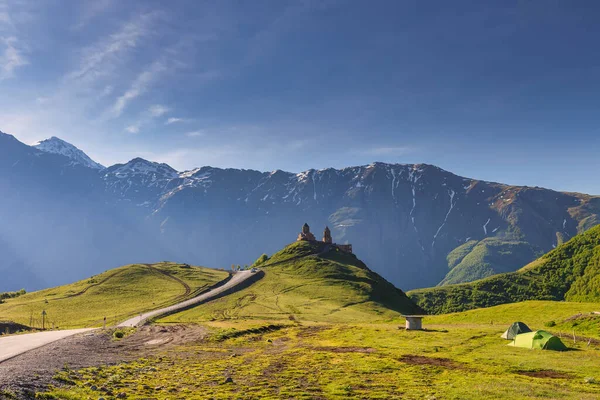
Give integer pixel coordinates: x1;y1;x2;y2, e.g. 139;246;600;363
160;241;422;324
439;237;539;285
0;262;228;329
409;224;600;314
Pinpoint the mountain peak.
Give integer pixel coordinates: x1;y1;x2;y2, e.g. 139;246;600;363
33;137;105;170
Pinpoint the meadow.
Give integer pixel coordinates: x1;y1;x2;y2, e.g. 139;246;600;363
41;300;600;399
0;263;228;329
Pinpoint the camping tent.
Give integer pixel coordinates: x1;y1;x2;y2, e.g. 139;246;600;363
501;322;532;340
508;330;568;351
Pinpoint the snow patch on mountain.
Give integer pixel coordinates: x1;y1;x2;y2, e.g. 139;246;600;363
33;137;104;170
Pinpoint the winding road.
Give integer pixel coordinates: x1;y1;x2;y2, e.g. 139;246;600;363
0;270;259;363
118;270;255;327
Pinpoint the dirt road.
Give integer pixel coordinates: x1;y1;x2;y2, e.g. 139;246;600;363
0;329;94;363
0;270;259;365
118;269;257;327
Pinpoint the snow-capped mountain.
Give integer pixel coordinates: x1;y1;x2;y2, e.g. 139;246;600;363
33;137;104;170
103;158;179;205
1;130;600;293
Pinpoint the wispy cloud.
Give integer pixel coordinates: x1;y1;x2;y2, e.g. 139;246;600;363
71;0;114;31
359;146;413;156
67;12;159;84
165;117;189;125
122;104;171;134
0;36;27;80
110;60;166;118
0;11;11;26
185;130;204;137
125;124;140;134
149;104;170;117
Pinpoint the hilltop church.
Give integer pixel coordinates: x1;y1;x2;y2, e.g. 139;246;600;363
296;223;353;254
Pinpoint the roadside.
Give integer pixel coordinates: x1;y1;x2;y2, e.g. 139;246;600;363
0;325;207;399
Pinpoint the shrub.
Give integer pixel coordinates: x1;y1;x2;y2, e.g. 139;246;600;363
113;330;125;339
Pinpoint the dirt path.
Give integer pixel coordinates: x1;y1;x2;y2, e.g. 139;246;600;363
142;263;192;298
53;269;125;300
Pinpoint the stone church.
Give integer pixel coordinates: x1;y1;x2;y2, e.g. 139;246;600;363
296;223;352;253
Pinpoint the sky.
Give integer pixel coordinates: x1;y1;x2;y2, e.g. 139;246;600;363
1;0;600;194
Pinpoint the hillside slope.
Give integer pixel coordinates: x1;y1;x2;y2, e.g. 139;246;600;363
0;263;228;329
160;241;422;323
409;225;600;314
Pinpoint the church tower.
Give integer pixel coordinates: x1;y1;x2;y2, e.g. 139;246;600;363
322;226;332;244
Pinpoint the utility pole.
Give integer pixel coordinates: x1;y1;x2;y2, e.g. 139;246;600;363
41;310;47;330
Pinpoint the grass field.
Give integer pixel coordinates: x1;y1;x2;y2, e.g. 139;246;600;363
44;301;600;399
0;262;228;329
428;300;600;340
159;241;420;324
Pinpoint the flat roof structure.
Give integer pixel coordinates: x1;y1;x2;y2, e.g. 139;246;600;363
402;315;425;330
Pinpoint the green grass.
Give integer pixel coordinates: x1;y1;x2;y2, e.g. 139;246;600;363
42;308;600;399
159;241;421;324
409;224;600;314
439;238;539;286
428;300;600;339
0;262;228;329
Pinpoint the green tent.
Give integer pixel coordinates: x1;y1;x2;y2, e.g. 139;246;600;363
500;321;532;340
508;330;568;351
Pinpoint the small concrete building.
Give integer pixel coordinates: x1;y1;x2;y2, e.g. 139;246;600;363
403;315;424;330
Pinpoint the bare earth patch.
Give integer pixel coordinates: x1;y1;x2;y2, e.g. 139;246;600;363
514;369;574;379
399;354;466;370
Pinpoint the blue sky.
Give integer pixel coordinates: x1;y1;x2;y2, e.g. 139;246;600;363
1;0;599;194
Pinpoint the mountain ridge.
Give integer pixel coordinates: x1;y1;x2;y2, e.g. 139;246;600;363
1;130;600;292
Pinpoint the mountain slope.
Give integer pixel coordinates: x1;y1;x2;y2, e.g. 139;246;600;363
2;130;600;293
33;136;104;170
0;262;228;329
408;224;600;314
160;241;422;323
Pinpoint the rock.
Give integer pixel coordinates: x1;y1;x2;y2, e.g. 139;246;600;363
117;393;127;399
90;385;98;391
224;377;234;384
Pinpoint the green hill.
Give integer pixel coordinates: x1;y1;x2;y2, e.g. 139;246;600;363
439;237;539;285
160;241;422;323
409;224;600;314
0;262;228;329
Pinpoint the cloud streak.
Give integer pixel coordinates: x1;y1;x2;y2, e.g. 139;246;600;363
67;11;159;84
149;104;170;117
165;117;188;125
0;36;27;80
110;60;166;118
